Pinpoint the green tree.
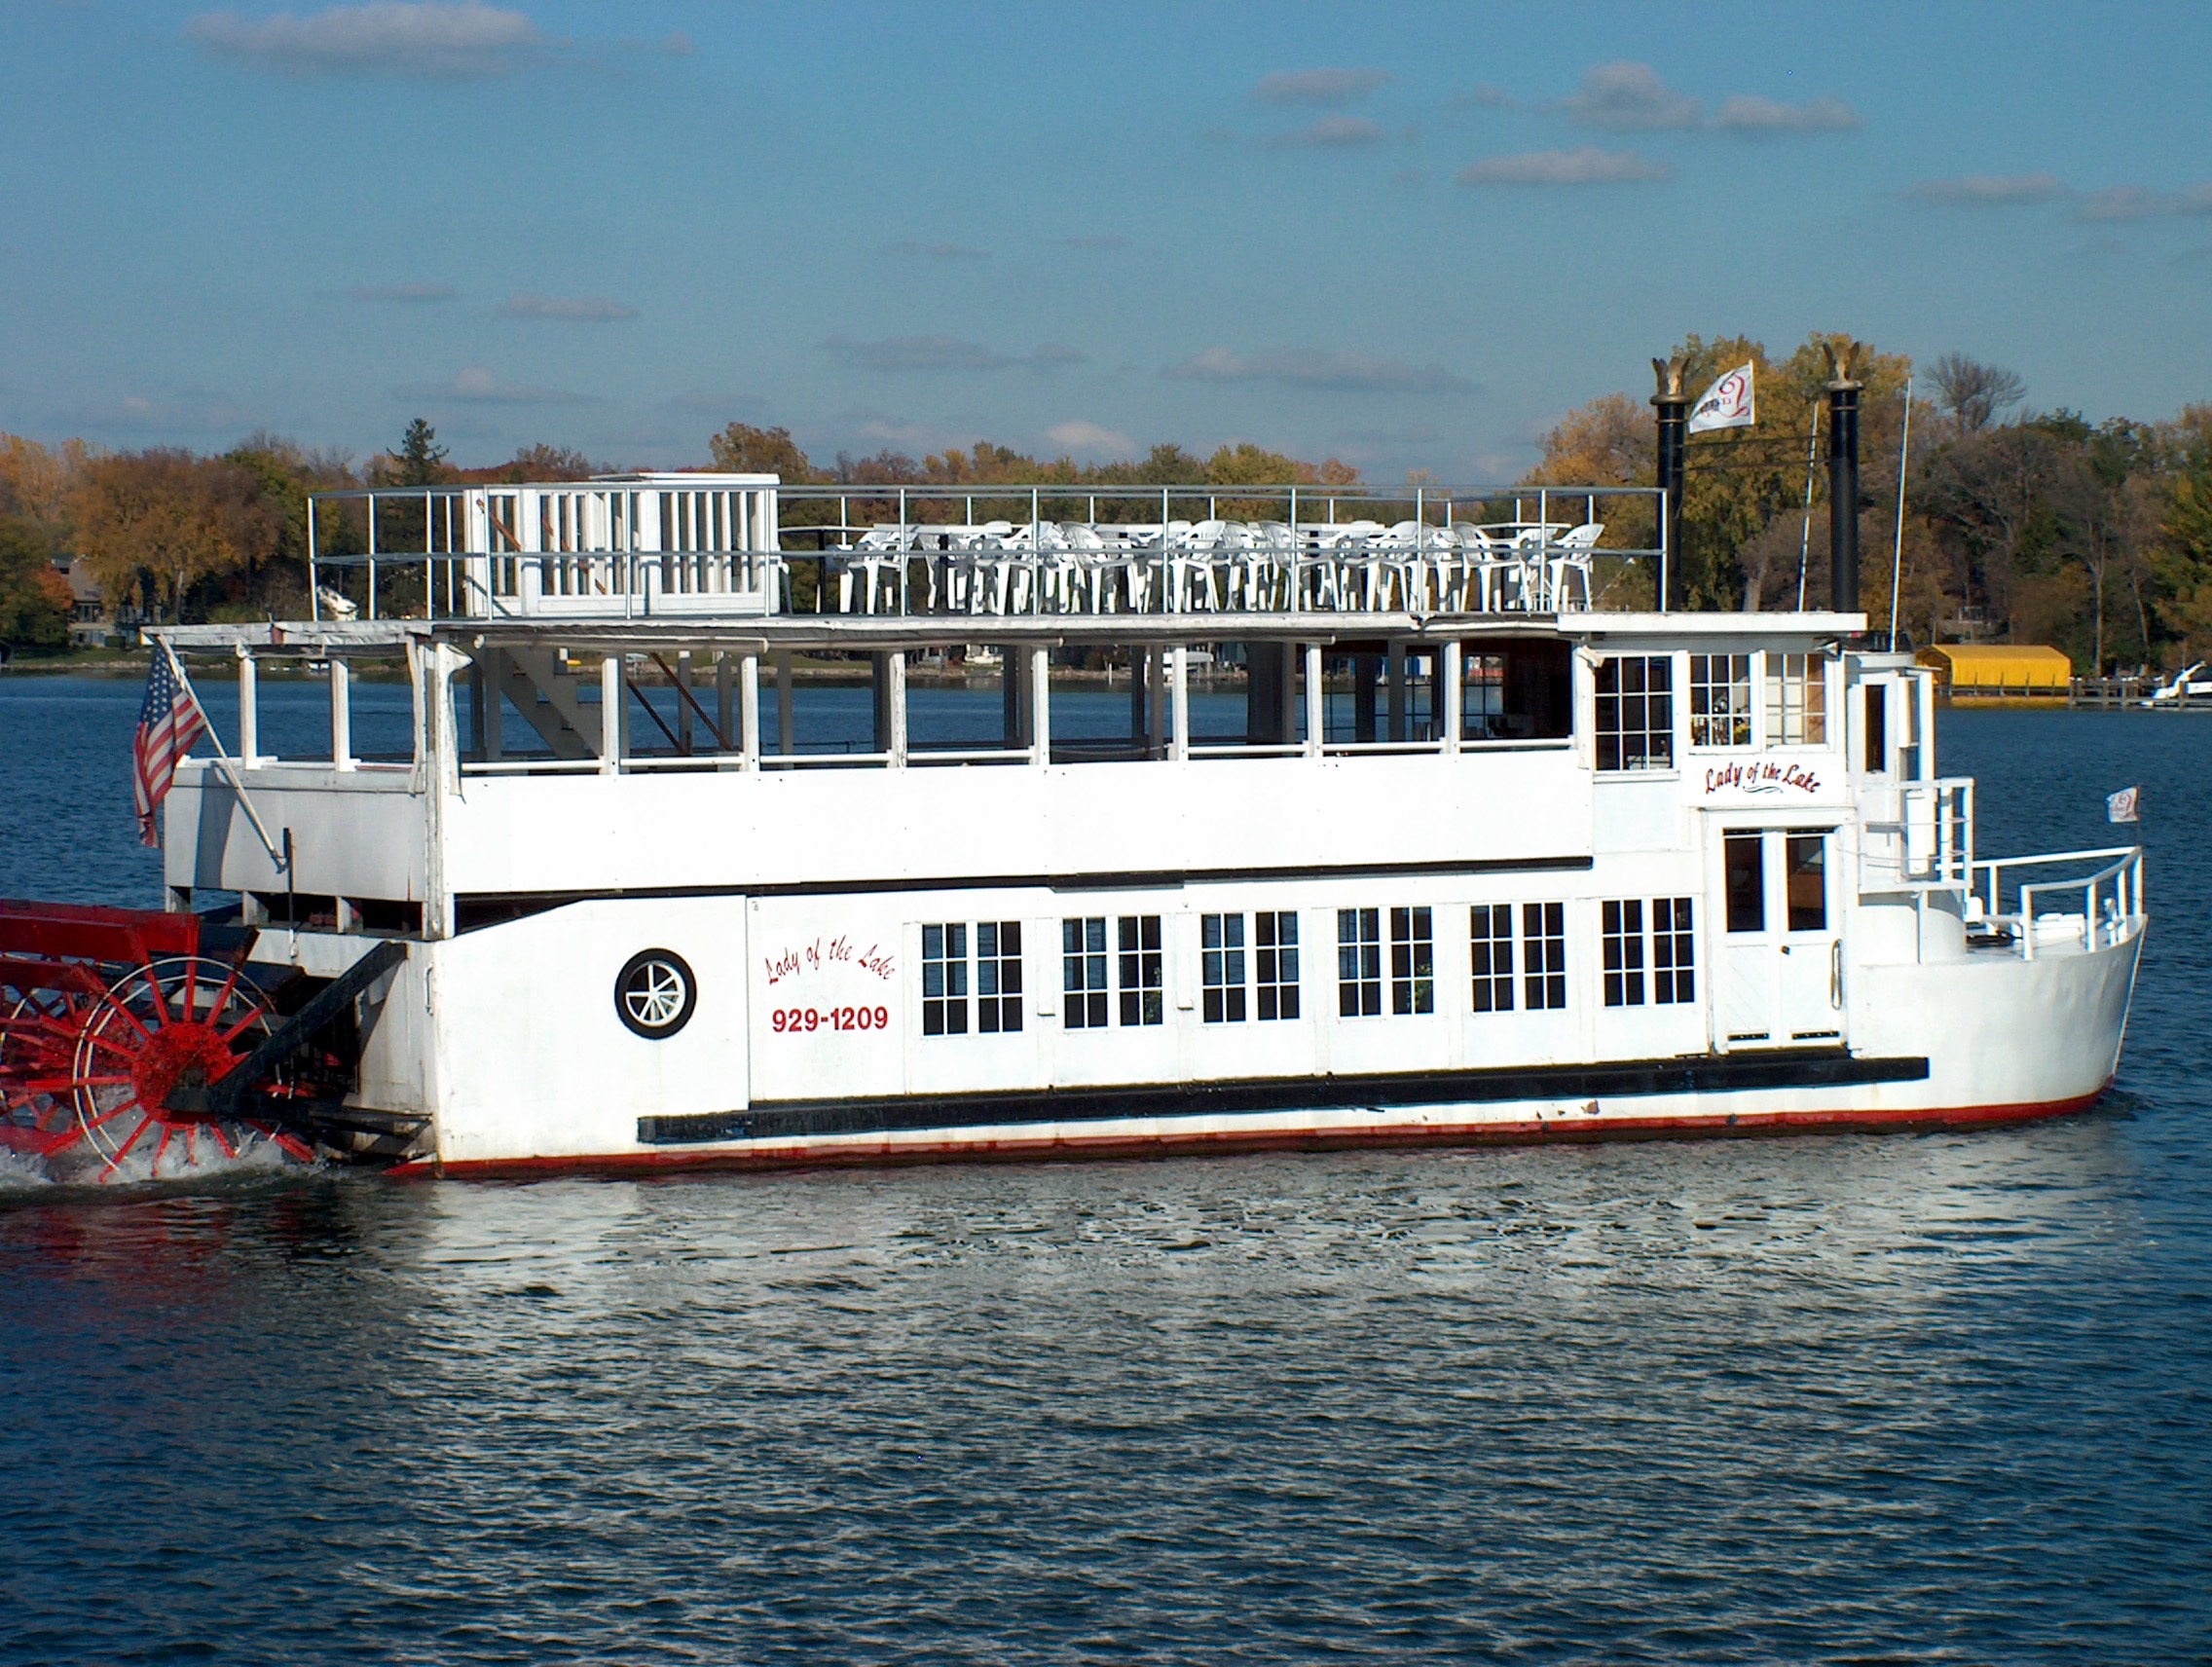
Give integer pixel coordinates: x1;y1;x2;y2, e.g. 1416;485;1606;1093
0;515;70;651
387;418;449;487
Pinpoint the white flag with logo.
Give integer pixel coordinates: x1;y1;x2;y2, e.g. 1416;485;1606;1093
1687;361;1756;434
2107;786;2140;824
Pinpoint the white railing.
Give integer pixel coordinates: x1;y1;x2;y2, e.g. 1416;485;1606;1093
1968;846;2144;960
306;476;783;622
1859;777;1974;893
306;479;1674;624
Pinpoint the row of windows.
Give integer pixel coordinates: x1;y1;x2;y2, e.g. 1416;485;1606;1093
917;900;1696;1034
1600;652;1829;771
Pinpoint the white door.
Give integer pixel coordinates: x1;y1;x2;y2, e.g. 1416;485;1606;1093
1715;828;1844;1049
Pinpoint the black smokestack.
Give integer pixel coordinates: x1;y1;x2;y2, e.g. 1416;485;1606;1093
1824;339;1863;614
1650;357;1689;611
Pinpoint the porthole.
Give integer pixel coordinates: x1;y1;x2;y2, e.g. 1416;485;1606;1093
615;949;696;1039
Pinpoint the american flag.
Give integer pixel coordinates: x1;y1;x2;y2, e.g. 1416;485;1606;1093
132;648;209;847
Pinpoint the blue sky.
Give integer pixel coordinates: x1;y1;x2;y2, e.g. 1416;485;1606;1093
4;1;2209;480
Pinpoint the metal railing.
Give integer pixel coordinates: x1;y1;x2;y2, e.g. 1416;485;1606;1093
304;480;1672;624
1858;777;1974;893
1968;846;2144;960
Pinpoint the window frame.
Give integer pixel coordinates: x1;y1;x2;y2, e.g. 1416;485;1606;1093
1200;911;1248;1024
921;922;970;1036
1687;652;1753;749
1470;903;1515;1014
1337;908;1382;1018
1062;916;1110;1029
1390;906;1434;1017
1118;913;1163;1027
1254;910;1301;1021
1765;652;1830;747
1593;653;1676;772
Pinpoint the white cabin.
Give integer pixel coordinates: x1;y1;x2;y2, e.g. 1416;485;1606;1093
148;474;2143;1172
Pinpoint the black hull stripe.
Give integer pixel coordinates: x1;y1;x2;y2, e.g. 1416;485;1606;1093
637;1051;1930;1146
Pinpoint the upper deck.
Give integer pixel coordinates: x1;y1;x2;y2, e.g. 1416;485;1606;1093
295;473;1673;628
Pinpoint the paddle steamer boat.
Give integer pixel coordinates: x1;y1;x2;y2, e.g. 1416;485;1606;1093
0;372;2146;1177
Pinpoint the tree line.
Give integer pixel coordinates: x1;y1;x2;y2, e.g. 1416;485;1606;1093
1529;331;2212;672
4;340;2209;673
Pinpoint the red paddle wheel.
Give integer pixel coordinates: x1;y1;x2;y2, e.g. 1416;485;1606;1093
0;901;313;1181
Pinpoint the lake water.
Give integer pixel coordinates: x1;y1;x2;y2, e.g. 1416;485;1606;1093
1;675;2207;1664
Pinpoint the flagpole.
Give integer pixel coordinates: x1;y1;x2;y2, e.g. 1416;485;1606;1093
1795;401;1821;611
158;637;289;873
1890;376;1913;648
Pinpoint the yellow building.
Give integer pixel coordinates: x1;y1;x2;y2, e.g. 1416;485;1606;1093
1916;644;2073;699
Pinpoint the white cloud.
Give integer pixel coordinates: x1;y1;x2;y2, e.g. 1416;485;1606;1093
824;336;1086;373
397;365;593;404
346;280;456;302
1904;172;2068;206
2179;183;2212;216
2078;187;2162;222
1059;234;1126;250
498;293;640;321
1164;347;1472;395
1714;94;1861;134
1456;146;1671;186
1253;67;1390;106
1266;115;1389;149
61;389;258;433
1560;61;1699;130
1047;421;1135;456
189;3;541;77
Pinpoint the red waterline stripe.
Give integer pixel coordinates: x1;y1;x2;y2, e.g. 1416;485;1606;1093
392;1087;2112;1182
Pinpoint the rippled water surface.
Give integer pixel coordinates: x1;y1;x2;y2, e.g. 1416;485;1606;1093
2;677;2208;1663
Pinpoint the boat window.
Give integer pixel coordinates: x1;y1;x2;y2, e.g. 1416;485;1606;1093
1688;654;1752;748
1325;647;1441;744
1255;911;1301;1020
1786;835;1828;933
1604;897;1696;1007
1765;653;1829;746
1201;913;1247;1023
1594;655;1674;771
1118;915;1164;1026
1724;834;1766;933
921;921;1023;1035
1652;898;1696;1004
1062;917;1110;1028
1338;908;1382;1018
977;921;1023;1033
1460;640;1572;743
1522;903;1567;1011
1390;907;1435;1016
1602;900;1646;1006
1862;684;1888;773
1470;904;1515;1013
921;924;970;1035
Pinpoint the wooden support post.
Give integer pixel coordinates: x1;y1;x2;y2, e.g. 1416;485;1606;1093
739;652;760;770
1441;641;1461;756
1305;642;1324;756
1170;644;1189;762
599;652;622;774
1146;646;1166;759
1386;643;1408;743
1030;646;1051;765
775;650;793;757
717;653;735;752
675;650;694;753
331;656;353;771
237;648;259;766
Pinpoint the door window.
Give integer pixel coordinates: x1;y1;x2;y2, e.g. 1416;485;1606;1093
1786;835;1828;932
1724;833;1765;934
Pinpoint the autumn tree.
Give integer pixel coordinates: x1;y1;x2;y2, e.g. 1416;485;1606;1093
71;450;279;623
1929;353;2026;432
708;423;820;481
